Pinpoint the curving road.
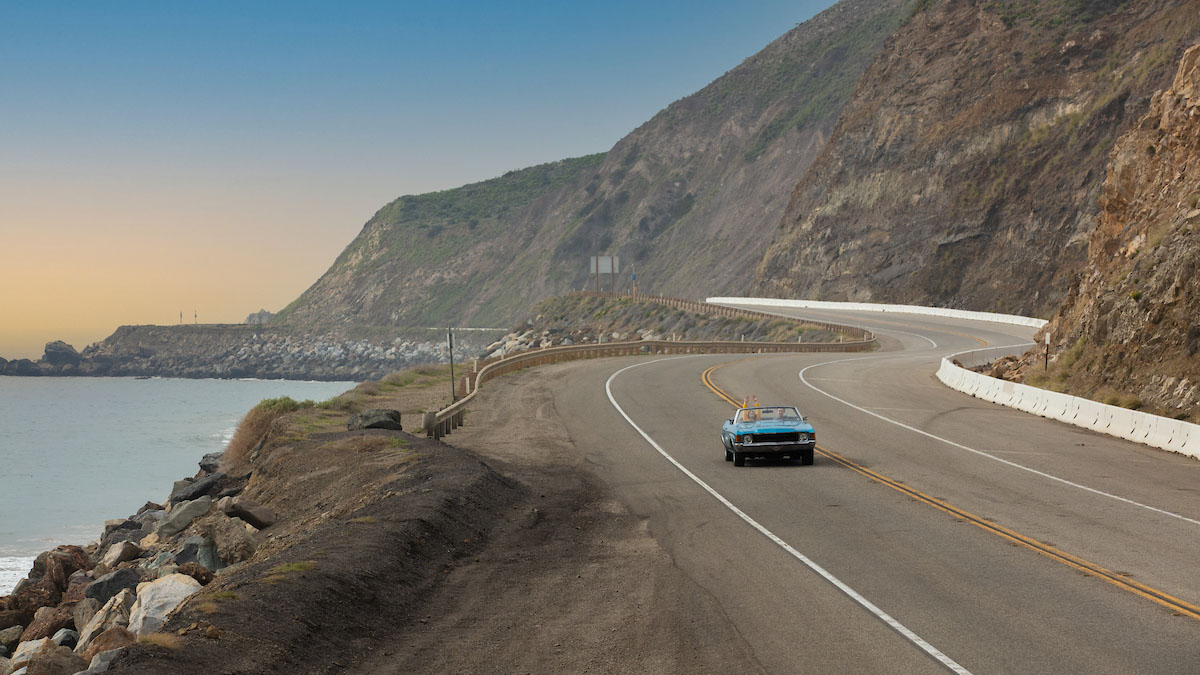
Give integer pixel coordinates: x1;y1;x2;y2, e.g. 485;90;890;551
548;306;1200;673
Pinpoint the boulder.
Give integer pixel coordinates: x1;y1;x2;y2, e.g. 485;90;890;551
135;501;163;516
18;606;74;642
174;562;213;586
347;409;403;431
60;571;91;605
72;599;99;633
127;574;200;636
79;627;134;664
155;496;212;539
24;642;87;674
49;628;76;650
100;542;141;568
168;473;225;504
0;624;23;651
74;590;134;655
168;473;224;505
0;609;32;632
9;637;51;670
198;516;256;565
142;552;175;571
84;569;140;607
41;341;81;367
11;546;93;610
174;537;221;572
198;452;224;475
79;648;123;674
218;496;276;530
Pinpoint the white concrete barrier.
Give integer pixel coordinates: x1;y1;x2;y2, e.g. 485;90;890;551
707;297;1048;329
714;296;1199;460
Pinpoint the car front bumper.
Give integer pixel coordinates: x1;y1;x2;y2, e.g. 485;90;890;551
735;441;815;457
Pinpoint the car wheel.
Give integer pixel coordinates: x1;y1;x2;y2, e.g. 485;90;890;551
724;443;733;461
733;449;745;467
801;449;814;466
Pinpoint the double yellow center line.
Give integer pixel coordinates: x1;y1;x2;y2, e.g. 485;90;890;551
701;361;1200;622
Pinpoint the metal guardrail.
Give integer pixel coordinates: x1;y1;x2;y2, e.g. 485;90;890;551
423;336;875;440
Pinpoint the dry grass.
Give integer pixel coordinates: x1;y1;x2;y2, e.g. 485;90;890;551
140;632;183;649
225;397;314;466
196;601;220;615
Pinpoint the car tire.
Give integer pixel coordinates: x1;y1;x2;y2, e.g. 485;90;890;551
733;450;745;467
801;449;815;466
724;443;733;461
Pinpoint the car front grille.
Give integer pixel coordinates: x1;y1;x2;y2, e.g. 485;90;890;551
749;432;805;444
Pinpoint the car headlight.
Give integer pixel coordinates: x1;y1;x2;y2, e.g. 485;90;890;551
799;433;808;441
742;434;752;444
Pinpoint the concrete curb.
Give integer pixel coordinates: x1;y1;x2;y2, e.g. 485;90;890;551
710;297;1199;461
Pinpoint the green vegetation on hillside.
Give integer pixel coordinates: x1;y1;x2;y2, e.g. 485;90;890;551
740;1;918;160
373;154;605;229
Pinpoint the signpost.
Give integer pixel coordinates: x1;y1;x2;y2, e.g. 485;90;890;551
448;327;456;402
590;256;620;292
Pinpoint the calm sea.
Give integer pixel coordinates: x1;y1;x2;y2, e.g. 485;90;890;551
0;376;355;594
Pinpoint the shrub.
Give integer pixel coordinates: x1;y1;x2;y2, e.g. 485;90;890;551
139;633;182;649
1129;290;1143;301
225;396;313;466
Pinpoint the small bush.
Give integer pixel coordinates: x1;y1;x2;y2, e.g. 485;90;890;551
1129;290;1143;301
225;397;314;466
140;633;183;649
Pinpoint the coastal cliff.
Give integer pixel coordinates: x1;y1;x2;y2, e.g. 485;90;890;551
1021;44;1200;420
755;0;1200;318
274;0;917;331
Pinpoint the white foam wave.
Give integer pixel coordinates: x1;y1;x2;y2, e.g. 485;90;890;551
0;556;35;595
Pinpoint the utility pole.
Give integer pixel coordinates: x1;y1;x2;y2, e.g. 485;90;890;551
448;327;456;402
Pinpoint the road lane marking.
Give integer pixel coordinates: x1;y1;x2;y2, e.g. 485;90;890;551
705;359;1200;622
611;359;974;675
796;353;1200;528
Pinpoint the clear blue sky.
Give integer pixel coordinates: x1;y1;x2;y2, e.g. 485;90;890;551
1;0;837;358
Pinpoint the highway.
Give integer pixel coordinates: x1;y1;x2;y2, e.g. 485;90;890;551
548;307;1200;673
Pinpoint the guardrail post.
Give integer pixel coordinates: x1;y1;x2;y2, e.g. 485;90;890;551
423;412;436;438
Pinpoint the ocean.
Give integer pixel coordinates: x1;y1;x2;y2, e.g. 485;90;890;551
0;375;355;594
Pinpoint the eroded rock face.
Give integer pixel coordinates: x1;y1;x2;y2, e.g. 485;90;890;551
755;2;1200;319
1037;44;1200;418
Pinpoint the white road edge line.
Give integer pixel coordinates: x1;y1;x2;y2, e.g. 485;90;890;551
798;352;1200;527
605;358;973;675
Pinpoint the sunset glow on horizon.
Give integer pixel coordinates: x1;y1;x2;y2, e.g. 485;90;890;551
1;1;834;360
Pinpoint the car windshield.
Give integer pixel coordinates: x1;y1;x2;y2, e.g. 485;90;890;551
738;407;801;423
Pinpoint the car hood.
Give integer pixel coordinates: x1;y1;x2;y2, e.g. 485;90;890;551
733;420;814;434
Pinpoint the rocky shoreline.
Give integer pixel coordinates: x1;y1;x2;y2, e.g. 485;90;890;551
0;325;502;382
0;447;276;674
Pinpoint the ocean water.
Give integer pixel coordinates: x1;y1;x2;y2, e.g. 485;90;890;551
0;376;355;594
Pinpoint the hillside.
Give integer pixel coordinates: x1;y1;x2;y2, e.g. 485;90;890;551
275;0;917;330
755;0;1200;318
1018;45;1200;420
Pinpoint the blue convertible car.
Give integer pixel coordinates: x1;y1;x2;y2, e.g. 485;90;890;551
721;405;816;467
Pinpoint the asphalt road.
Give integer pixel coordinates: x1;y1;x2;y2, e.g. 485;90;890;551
549;307;1200;674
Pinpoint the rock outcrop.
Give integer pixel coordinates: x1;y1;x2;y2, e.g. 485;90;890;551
1032;44;1200;419
2;325;501;380
755;0;1200;318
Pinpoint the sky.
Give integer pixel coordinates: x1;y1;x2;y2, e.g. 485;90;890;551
1;0;837;360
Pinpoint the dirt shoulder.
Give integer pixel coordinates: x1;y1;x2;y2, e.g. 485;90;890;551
106;362;754;674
